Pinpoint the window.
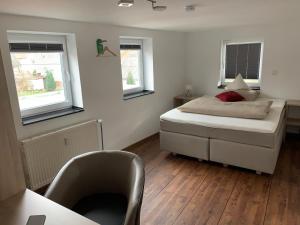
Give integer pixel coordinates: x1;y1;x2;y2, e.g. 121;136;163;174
8;33;77;119
220;41;263;87
120;38;145;95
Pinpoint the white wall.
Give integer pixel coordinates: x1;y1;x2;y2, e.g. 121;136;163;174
0;14;185;149
2;14;299;148
185;22;300;99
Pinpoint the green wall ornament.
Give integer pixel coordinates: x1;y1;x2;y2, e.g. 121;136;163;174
96;39;117;57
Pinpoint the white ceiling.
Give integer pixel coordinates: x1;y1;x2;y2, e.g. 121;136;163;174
0;0;299;31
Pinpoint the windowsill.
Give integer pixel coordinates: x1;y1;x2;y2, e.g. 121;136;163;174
123;90;155;100
22;106;84;126
217;84;261;90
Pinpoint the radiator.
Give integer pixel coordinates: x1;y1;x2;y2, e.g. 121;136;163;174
20;120;103;190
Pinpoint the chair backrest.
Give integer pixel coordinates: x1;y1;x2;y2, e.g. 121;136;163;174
45;150;145;225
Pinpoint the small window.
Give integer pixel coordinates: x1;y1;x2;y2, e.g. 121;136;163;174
120;38;145;95
8;33;76;119
220;41;263;87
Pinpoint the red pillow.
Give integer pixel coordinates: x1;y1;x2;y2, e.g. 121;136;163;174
216;91;244;102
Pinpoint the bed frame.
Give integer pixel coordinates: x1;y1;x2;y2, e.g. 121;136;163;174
160;108;286;175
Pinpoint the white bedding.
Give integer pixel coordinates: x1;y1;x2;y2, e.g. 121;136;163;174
160;98;285;134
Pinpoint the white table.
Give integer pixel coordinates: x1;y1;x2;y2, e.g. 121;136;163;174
0;189;99;225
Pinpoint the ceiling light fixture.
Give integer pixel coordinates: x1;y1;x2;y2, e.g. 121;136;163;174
147;0;167;11
118;0;167;11
118;0;134;7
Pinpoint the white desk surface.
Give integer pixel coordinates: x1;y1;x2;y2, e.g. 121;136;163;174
0;189;99;225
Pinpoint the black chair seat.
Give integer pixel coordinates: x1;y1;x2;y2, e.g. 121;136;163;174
73;193;128;225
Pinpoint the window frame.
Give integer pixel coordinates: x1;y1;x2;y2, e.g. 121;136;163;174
120;38;145;95
220;40;264;87
8;32;73;118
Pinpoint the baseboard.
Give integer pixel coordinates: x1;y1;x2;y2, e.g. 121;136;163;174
123;133;159;151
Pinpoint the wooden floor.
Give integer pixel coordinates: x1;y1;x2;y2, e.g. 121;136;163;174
128;134;300;225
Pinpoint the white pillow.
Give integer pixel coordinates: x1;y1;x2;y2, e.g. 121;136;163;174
235;89;260;101
225;74;249;90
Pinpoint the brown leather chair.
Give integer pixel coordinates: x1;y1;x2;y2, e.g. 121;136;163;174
45;151;145;225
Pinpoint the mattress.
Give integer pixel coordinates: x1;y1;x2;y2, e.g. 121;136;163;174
179;96;272;119
160;98;285;148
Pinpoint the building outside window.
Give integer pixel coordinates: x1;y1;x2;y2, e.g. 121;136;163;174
8;33;74;118
120;38;145;95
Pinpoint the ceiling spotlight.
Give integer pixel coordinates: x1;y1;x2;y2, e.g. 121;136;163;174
118;0;134;7
117;0;167;11
147;0;167;11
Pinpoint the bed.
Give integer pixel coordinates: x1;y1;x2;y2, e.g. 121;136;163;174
160;98;286;174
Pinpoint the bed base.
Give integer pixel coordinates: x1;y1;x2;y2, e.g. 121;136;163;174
210;138;281;174
160;131;209;161
160;120;284;174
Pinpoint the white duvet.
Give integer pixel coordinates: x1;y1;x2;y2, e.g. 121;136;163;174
160;98;285;134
